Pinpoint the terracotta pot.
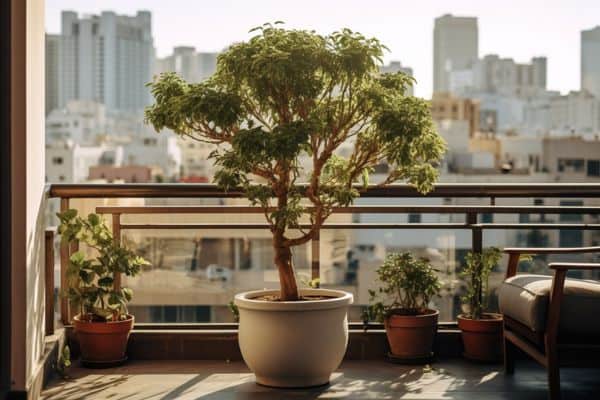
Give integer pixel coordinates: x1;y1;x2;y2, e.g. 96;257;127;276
235;289;353;388
384;309;439;361
73;314;134;366
457;313;503;362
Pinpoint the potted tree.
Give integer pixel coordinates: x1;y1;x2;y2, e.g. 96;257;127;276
145;24;446;387
457;247;503;362
368;253;442;362
57;210;148;367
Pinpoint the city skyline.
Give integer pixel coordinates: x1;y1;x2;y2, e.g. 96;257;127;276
46;0;600;98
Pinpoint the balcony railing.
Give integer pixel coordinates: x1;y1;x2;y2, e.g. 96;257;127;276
46;183;600;330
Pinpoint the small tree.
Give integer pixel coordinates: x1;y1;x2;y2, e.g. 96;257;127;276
145;24;446;301
368;253;441;320
461;247;502;320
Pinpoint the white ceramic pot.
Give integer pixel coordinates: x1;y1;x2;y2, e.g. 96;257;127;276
234;288;353;388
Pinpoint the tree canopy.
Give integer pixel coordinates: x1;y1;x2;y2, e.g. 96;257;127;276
146;23;446;299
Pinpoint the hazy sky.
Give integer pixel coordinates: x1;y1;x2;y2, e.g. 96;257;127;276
46;0;600;98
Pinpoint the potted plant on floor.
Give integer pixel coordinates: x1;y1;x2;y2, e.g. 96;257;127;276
145;23;446;387
457;247;503;362
57;209;148;367
368;253;442;362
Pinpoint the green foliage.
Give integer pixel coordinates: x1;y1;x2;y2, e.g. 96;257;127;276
228;301;240;323
57;210;149;322
145;23;446;299
368;253;441;322
54;345;71;379
460;247;502;320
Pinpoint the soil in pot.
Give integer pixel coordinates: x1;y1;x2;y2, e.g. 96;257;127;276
384;309;438;363
73;314;134;367
457;313;503;362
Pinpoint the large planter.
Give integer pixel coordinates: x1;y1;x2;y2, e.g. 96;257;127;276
73;314;134;367
384;309;439;362
234;288;353;388
457;313;503;362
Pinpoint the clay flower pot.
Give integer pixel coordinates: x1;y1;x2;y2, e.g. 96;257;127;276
457;313;503;362
384;309;439;362
73;314;134;367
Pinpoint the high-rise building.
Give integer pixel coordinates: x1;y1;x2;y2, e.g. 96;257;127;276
380;61;414;96
582;26;600;99
433;14;478;94
59;10;154;113
45;34;60;115
155;47;218;82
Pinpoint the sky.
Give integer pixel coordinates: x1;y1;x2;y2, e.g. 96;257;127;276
46;0;600;98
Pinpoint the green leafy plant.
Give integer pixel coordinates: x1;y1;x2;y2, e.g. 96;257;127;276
57;210;149;322
145;23;446;301
368;253;441;322
54;345;71;379
460;247;502;320
228;301;240;323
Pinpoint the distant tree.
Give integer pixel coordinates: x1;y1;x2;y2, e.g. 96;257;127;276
145;23;446;300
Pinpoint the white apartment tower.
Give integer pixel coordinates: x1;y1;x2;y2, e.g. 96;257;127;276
155;47;218;82
45;34;60;115
59;10;154;113
433;14;478;94
581;26;600;99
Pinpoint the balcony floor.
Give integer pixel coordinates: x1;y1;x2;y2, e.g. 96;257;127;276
41;359;600;400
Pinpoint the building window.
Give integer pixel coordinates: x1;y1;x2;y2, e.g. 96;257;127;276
408;213;421;223
143;138;158;146
481;213;493;223
557;158;584;173
587;160;600;177
52;156;63;165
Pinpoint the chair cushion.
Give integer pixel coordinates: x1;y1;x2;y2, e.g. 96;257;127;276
498;274;600;335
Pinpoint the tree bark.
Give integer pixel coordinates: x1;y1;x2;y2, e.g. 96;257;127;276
273;233;299;301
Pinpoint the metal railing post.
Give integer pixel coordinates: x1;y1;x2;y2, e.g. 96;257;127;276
45;229;55;335
311;229;320;285
59;198;70;325
112;213;122;292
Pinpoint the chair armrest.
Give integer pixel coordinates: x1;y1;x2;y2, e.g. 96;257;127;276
504;246;600;255
503;246;600;279
549;262;600;271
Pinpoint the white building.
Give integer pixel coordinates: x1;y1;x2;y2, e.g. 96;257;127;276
59;10;154;112
524;90;600;136
582;26;600;99
45;139;122;183
178;138;216;179
380;61;414;96
433;14;478;93
155;47;218;82
45;34;60;115
468;55;546;97
123;133;182;181
46;100;108;144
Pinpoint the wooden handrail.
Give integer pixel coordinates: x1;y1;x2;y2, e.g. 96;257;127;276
48;182;600;199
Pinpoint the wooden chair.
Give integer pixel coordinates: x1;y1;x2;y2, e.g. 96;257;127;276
499;246;600;400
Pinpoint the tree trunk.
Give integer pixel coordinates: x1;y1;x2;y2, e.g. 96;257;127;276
273;234;299;301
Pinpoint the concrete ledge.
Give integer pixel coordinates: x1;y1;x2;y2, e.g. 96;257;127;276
65;327;464;361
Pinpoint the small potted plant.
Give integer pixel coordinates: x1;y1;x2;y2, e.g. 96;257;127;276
146;24;445;387
368;253;441;362
57;209;148;367
457;247;503;362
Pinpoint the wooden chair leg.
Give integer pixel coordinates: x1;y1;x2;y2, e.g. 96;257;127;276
503;334;516;375
546;348;561;400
